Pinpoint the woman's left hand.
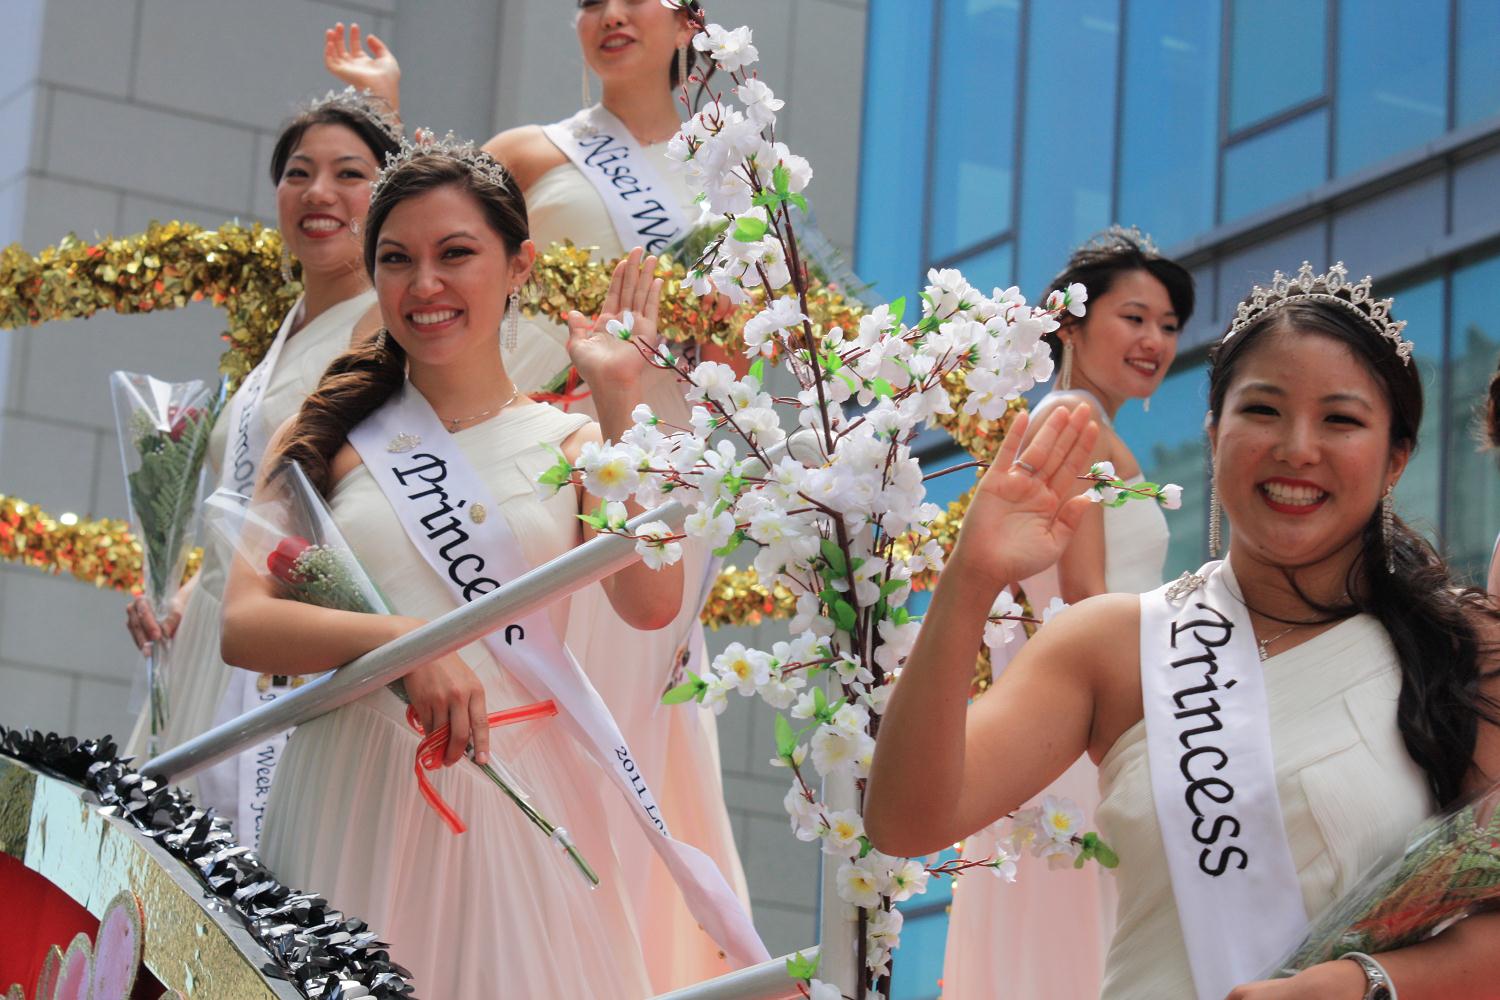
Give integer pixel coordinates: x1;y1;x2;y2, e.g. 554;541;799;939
566;247;664;395
1224;960;1367;1000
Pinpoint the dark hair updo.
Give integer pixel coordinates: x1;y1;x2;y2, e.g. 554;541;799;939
275;146;530;495
268;101;401;186
1040;226;1196;363
1207;281;1498;806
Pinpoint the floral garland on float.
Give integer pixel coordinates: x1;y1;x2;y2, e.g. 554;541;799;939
535;4;1180;995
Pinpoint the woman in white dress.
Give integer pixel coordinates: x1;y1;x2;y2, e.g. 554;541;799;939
122;92;399;835
942;229;1194;1000
319;7;751;989
870;269;1500;998
219;139;730;998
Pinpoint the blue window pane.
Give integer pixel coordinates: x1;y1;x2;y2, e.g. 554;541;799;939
1221;110;1328;222
1113;363;1210;578
890;847;956;1000
929;0;1021;260
1016;0;1119;297
1446;256;1500;582
857;0;936;304
949;240;1014;294
1458;0;1500;126
1336;0;1449;175
1228;0;1327;131
1378;277;1443;541
1118;1;1221;249
910;445;982;618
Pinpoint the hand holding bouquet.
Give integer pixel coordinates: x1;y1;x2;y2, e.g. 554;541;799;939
209;465;599;886
110;371;227;753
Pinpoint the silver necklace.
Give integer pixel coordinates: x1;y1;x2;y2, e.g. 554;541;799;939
439;385;520;431
1256;624;1302;661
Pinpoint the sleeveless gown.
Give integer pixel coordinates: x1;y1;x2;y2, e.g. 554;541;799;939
124;290;376;817
260;402;653;1000
942;390;1169;1000
506;124;752;991
1097;609;1432;997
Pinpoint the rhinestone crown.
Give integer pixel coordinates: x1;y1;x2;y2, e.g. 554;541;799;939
372;130;514;201
1225;261;1413;365
305;86;402;144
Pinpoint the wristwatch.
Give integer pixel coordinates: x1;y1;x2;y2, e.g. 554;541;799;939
1343;952;1395;1000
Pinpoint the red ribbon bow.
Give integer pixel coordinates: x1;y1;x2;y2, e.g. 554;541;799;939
406;699;558;834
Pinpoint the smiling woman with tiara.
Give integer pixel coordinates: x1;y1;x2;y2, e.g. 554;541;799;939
869;263;1500;999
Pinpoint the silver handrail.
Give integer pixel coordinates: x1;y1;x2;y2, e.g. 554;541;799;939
650;950;815;1000
140;499;687;783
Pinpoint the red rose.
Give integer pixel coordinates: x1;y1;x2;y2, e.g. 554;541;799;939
267;536;313;584
167;406;202;442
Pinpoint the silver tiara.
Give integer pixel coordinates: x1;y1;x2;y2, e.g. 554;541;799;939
305;86;402;144
371;130;513;201
1087;224;1160;257
1225;262;1414;365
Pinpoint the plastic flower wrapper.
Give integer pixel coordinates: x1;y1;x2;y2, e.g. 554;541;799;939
109;370;227;754
204;462;599;887
1267;780;1500;976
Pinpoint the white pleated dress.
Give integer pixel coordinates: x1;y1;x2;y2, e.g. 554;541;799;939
505;135;752;991
125;290;375;814
942;389;1169;1000
1096;615;1432;998
260;403;652;1000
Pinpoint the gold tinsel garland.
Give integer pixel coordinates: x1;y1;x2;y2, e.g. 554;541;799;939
0;495;200;593
0;224;1021;626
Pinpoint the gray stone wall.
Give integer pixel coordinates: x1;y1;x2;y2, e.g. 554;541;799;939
0;0;866;964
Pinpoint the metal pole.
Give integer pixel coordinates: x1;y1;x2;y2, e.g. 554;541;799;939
141;500;687;783
649;950;815;1000
817;771;860;995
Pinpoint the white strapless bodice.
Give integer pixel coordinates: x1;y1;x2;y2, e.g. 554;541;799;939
505;140;697;395
1096;614;1434;999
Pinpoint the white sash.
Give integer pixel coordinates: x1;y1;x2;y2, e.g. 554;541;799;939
347;386;768;969
225;290;373;847
1138;560;1307;1000
542;104;691;255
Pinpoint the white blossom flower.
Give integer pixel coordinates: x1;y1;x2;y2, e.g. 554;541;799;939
1158;483;1183;510
700;672;736;715
811;724;875;777
684;504;738;552
737;78;783;127
579;441;641;502
807;980;841;1000
886;857;930;902
784;784;823;842
820;809;865;857
990;844;1019;882
633;521;682;570
688;360;738;403
605;310;635;340
742;297;809;358
714;641;772;695
769;742;807;769
835;856;884;908
1041;596;1068;624
694;24;759;72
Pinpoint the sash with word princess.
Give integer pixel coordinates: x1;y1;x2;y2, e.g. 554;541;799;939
1139;559;1309;1000
349;385;768;969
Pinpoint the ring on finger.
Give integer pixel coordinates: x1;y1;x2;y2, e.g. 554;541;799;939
1011;459;1039;476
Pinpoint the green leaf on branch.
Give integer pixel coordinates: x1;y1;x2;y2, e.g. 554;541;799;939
713;530;747;558
869;377;894;399
749;357;765;384
536;446;575;493
577;510;610;531
1092;836;1120;869
833;598;858;632
774;713;799;759
818;349;844;372
662;671;708;705
785;950;821;981
732;215;769;242
880;579;905;598
812;686;828;715
788;192;809;213
772;163;792;196
890;606;911;626
820;538;848;577
889;295;907;326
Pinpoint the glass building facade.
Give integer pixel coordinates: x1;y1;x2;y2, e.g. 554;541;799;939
857;2;1500;996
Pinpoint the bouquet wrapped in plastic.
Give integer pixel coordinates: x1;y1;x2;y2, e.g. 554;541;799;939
208;463;599;886
1269;781;1500;974
109;371;226;754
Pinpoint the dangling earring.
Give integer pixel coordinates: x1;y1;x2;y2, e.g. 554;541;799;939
504;292;520;352
1382;487;1396;574
1142;396;1151;414
677;44;690;89
581;61;592;111
348;217;361;238
374;327;388;352
1208;474;1222;558
279;244;295;284
1058;339;1074;391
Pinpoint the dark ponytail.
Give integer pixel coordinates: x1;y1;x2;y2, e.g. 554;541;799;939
1208;298;1500;805
274;333;406;494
